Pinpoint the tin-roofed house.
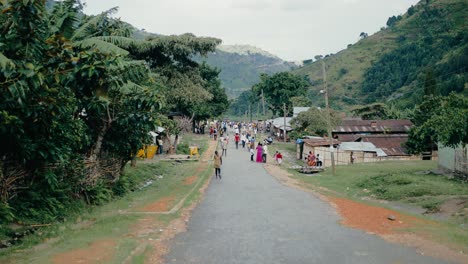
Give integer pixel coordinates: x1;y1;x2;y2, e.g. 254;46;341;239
333;119;413;141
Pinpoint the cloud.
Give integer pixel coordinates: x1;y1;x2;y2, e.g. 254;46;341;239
230;0;273;11
279;0;322;11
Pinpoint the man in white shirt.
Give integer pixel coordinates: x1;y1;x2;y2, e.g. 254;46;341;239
262;144;268;163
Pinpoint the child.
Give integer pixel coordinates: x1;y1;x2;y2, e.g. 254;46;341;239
250;147;254;161
275;151;283;165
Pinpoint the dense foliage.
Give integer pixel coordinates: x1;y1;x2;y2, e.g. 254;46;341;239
0;0;226;226
292;0;466;113
252;72;309;116
291;107;342;137
362;1;467;106
406;93;468;153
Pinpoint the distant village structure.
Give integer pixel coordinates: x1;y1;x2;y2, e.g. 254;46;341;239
297;119;428;167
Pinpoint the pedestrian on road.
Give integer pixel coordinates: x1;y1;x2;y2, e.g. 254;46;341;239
241;133;246;149
250;146;254;161
234;133;240;149
220;136;226;157
262;144;268;163
213;150;222;179
256;143;263;163
223;135;229;156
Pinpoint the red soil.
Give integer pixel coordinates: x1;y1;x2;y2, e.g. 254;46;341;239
183;176;198;185
140;196;176;212
52;239;116;264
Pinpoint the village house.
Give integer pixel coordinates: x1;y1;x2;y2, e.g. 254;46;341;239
297;119;425;167
333;119;413;142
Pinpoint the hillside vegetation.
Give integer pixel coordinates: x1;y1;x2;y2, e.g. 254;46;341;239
293;0;467;110
200;45;297;98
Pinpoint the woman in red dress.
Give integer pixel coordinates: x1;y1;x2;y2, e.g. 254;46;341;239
256;143;263;163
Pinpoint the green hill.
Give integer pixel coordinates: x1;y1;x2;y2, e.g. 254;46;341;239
293;0;467;111
200;45;297;98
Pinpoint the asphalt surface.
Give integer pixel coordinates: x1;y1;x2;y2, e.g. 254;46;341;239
164;137;452;264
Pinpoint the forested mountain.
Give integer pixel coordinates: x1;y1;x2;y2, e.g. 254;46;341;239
199;45;297;98
293;0;467;110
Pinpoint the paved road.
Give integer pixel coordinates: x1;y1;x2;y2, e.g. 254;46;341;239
164;138;452;264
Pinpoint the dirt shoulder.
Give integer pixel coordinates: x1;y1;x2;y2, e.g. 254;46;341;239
263;162;468;264
144;138;217;264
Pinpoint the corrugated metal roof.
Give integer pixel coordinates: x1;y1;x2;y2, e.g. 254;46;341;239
359;134;409;156
303;137;340;147
271;117;293;130
336;134;361;142
293;107;310;117
333;119;413;133
339;142;387;157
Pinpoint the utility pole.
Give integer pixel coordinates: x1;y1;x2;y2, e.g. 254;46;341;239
322;60;336;176
283;103;287;143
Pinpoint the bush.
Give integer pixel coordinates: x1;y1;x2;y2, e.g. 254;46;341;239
177;142;190;155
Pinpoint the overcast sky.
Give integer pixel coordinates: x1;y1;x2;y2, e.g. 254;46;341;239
83;0;419;61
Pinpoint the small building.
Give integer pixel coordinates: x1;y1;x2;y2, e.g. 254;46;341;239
356;134;417;160
333;119;413;142
337;142;387;164
271;117;293;140
299;137;340;167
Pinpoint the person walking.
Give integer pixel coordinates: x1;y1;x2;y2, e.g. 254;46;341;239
262;144;268;163
241;133;246;149
256;143;263;163
250;146;255;161
213;128;218;141
213;150;222;179
220;136;226;157
234;133;240;149
223;135;229;156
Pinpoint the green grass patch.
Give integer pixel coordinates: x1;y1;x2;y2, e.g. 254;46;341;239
177;134;208;156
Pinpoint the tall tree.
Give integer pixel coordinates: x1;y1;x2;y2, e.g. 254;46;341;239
406;93;467;154
252;72;309;116
291;107;341;136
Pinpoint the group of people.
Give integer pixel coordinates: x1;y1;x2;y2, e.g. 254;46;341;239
305;151;322;167
212;129;283;180
248;141;283;165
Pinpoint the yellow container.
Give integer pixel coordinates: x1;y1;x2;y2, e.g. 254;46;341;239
146;145;157;159
189;146;198;156
137;148;146;158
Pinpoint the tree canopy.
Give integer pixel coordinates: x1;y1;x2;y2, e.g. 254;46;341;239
291;107;341;137
406;93;467;153
252;72;309;116
0;0;227;224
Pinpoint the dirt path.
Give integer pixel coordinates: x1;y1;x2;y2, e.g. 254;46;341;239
264;162;468;264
